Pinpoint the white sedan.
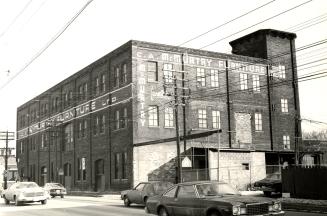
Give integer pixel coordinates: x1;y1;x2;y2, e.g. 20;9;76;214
2;182;48;206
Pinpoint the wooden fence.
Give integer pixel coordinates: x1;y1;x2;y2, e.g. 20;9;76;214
282;165;327;199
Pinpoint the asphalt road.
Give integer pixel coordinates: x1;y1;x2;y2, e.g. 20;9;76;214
0;196;325;216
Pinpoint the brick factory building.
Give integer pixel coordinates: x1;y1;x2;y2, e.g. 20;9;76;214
16;29;301;192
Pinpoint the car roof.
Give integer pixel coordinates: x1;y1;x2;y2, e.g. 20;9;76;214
176;181;226;186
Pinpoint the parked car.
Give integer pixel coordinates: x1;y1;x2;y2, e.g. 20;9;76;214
44;183;67;198
2;182;48;206
145;181;284;216
121;181;174;207
253;172;282;197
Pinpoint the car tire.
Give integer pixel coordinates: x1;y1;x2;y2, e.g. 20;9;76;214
144;196;148;205
264;191;272;197
51;195;55;198
207;210;221;216
61;195;64;198
3;196;9;205
123;196;131;207
14;196;21;206
158;207;169;216
41;199;47;205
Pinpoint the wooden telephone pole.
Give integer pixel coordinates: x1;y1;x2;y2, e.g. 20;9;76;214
0;131;15;189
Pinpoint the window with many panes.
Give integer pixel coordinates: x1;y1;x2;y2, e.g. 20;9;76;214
252;75;260;92
64;123;73;151
114;153;120;179
283;135;290;149
122;63;127;83
114;67;120;87
198;109;207;128
278;65;286;79
212;110;220;129
255;113;262;131
163;63;173;83
210;69;219;87
148;106;159;127
240;73;248;90
147;61;158;82
164;107;174;128
78;157;86;181
197;68;206;87
281;99;288;113
122;152;128;179
115;110;120;130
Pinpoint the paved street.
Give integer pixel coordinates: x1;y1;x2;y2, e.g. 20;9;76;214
0;196;325;216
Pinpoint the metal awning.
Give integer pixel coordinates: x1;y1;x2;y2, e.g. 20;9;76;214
134;129;222;147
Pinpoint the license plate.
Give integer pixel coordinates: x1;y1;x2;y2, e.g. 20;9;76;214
56;190;60;193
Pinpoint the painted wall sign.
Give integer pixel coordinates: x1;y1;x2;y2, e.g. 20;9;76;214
229;61;266;74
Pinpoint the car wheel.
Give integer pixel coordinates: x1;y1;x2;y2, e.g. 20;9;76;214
207;210;221;216
41;199;47;205
144;197;148;205
60;195;64;198
3;196;9;205
51;195;55;198
14;196;21;206
264;191;272;197
123;196;131;207
158;207;169;216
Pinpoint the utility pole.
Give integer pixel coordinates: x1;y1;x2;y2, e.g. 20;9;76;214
163;63;190;183
174;75;182;183
0;131;15;189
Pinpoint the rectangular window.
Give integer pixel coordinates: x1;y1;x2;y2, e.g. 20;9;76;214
64;123;74;151
41;134;44;149
121;108;127;128
255;113;262;131
122;63;127;83
79;85;83;101
212;110;220;129
100;114;105;133
163;63;173;83
242;163;250;170
148;106;159;127
83;120;87;137
115;110;120;130
20;141;23;154
279;65;286;79
197;68;206;87
115;67;120;87
198;109;207;128
114;153;120;179
78;157;86;181
252;75;260;92
95;77;100;95
164;107;174;128
281;99;288;113
101;74;106;92
93;116;99;135
283;135;290;149
84;83;88;100
210;69;219;87
122;152;128;179
147;61;158;82
240;73;248;90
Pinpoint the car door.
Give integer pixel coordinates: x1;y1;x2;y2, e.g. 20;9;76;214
172;185;204;216
160;185;178;216
128;183;145;204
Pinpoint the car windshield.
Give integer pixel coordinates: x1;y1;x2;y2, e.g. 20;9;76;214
48;183;64;187
266;173;281;180
196;182;240;197
17;182;38;189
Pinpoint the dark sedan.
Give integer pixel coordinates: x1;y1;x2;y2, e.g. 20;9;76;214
121;181;174;207
253;173;282;197
145;181;284;216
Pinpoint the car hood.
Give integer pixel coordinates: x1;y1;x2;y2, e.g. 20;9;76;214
205;195;274;205
254;179;281;185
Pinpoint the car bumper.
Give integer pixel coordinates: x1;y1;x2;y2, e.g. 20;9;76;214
18;195;48;202
50;191;67;196
253;186;275;192
249;211;285;216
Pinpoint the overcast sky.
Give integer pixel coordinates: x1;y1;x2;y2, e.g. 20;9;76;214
0;0;326;148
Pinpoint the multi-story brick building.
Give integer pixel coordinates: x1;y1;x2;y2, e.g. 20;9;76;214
16;29;301;192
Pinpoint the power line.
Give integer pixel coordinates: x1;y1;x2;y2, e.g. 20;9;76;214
200;0;313;50
0;0;33;38
0;0;94;92
178;0;277;47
